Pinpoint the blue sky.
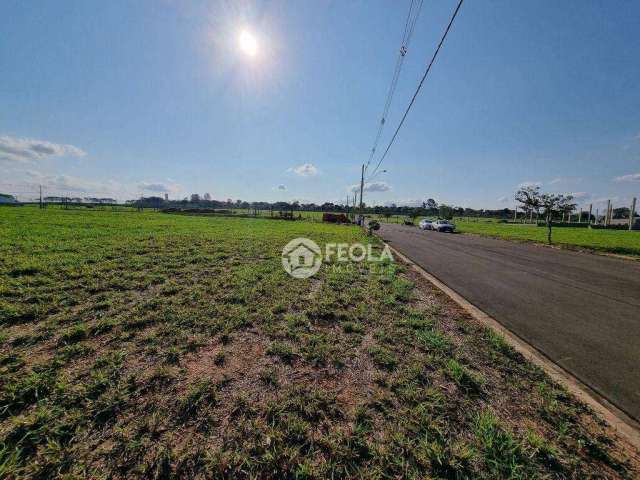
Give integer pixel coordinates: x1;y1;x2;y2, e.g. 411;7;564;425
1;0;639;209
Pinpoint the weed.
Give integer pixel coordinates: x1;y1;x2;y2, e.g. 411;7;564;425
259;366;279;386
58;324;88;345
213;350;225;366
474;410;531;478
446;359;484;392
368;345;397;370
267;341;297;364
179;380;218;418
416;329;452;354
341;321;365;334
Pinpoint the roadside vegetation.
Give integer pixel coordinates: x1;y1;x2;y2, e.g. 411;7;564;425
455;220;640;257
0;206;637;478
370;211;640;258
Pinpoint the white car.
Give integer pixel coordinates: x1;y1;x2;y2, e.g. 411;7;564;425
432;220;456;233
419;219;434;230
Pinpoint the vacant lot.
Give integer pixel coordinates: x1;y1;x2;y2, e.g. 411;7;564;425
0;207;637;478
455;221;640;257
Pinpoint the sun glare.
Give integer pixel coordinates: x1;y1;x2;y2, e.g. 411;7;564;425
239;30;258;57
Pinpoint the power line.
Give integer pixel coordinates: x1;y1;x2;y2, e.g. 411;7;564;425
368;0;464;180
364;0;424;173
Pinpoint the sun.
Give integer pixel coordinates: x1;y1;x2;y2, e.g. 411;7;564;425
238;30;258;57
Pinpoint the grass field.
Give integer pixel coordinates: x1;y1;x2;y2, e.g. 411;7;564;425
455;220;640;257
0;207;637;478
370;214;640;257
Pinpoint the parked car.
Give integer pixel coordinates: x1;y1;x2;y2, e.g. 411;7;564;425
418;219;433;230
432;219;456;233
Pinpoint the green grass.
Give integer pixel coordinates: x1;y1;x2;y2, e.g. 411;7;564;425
0;206;636;478
455;220;640;257
369;213;640;257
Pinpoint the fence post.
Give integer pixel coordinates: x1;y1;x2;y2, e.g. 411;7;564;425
631;197;637;231
609;202;614;226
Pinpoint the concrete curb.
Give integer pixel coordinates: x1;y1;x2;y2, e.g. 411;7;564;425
386;243;640;452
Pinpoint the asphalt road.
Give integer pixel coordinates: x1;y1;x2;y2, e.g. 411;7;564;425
378;223;640;421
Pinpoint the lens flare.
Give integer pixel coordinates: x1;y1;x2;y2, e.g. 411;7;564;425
239;30;258;57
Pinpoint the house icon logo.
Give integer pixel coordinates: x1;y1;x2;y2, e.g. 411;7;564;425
282;238;322;279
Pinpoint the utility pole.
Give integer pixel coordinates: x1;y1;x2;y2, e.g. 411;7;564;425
358;164;365;226
39;185;43;209
605;199;611;227
353;193;357;221
630;197;637;231
588;204;592;227
609;202;614;225
513;207;517;222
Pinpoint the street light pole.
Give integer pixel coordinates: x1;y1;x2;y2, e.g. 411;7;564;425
358;164;365;225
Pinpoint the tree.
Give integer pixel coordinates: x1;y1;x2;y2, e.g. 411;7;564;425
138;196;165;209
516;187;575;244
190;193;201;203
515;186;542;220
541;193;575;243
438;204;454;219
426;198;438;210
203;193;212;201
613;207;630;219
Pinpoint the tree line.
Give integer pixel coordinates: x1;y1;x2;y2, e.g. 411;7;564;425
131;194;519;219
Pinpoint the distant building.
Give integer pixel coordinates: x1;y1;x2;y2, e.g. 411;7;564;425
610;217;640;229
0;194;18;204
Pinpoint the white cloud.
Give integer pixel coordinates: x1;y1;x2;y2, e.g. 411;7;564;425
18;172;180;199
549;176;583;186
591;196;620;205
517;180;542;189
25;172;108;193
349;181;392;194
497;196;509;203
567;192;590;200
381;199;423;207
613;173;640;182
364;181;391;193
290;163;318;177
395;198;423;207
137;181;181;194
277;184;286;191
0;135;86;163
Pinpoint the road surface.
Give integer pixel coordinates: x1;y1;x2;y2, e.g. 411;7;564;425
378;223;640;421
